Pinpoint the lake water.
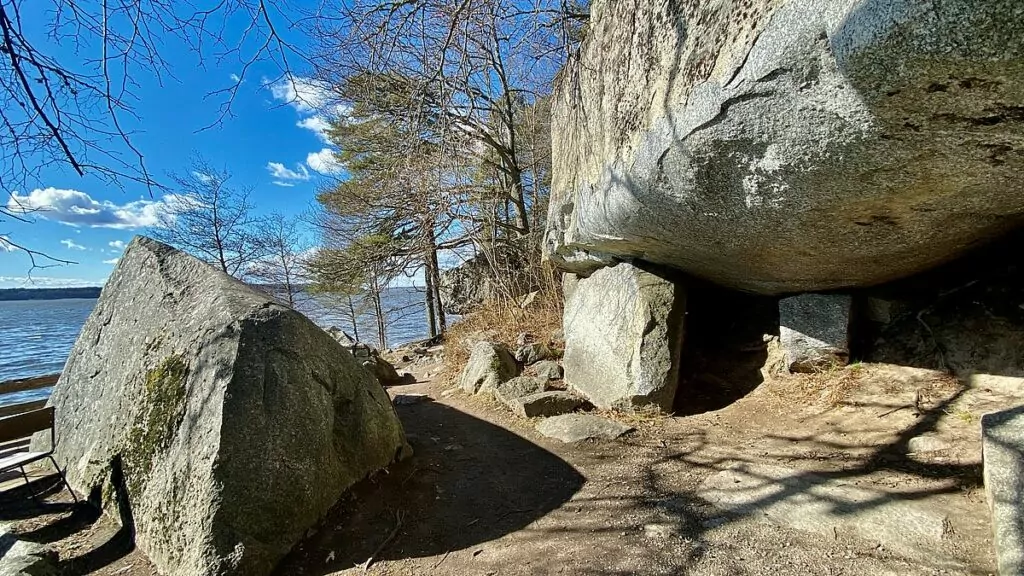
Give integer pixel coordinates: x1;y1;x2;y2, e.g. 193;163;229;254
0;287;436;406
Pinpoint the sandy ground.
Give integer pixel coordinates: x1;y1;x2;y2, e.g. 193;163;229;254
1;358;1010;576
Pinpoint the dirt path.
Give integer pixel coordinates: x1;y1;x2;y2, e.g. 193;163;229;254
278;362;1000;576
2;360;1004;575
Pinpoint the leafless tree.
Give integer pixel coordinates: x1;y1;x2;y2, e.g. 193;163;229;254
249;212;310;307
152;158;265;278
0;0;307;265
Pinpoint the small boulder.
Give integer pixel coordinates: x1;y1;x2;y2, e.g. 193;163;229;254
532;360;564;381
362;354;402;386
779;294;851;373
459;341;517;394
536;414;633;443
492;376;548;409
907;435;951;454
512;391;585;418
325;327;357;348
515;342;552;365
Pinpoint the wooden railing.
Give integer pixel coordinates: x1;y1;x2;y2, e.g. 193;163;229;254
0;374;58;418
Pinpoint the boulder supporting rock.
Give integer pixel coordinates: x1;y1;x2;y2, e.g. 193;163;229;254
34;237;409;576
458;341;518;394
512;391;585;419
544;0;1024;295
562;263;685;411
536;414;634;443
982;405;1024;576
779;294;852;373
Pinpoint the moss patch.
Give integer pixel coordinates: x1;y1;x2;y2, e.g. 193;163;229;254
125;354;189;493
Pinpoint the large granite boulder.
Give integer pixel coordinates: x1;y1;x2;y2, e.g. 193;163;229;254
562;263;685;411
545;0;1024;294
35;237;409;576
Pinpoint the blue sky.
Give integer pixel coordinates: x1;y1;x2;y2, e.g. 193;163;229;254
0;7;340;288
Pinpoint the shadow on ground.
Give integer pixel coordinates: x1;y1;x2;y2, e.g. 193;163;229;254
275;398;586;575
0;471;136;573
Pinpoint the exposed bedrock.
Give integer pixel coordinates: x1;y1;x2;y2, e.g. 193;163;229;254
544;0;1024;294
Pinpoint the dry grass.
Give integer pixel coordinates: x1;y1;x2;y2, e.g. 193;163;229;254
438;287;564;385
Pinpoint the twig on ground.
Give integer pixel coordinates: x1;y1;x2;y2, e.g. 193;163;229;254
362;509;404;572
432;550;451;569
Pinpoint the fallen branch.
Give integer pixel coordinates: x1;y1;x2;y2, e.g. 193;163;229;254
363;509;404;572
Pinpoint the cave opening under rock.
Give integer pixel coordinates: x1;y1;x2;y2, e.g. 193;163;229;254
673;281;779;416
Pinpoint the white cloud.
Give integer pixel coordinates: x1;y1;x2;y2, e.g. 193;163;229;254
266;162;310;181
0;276;101;288
297;116;332;142
61;239;86;251
272;181;296;188
229;73;242;83
268;76;332;114
7;188;177;229
0;235;14;252
306;148;345;175
109;240;126;251
103;258;120;265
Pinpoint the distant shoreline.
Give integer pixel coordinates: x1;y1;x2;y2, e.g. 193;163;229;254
0;287;102;301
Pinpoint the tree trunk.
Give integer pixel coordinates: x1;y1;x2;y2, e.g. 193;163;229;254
372;291;387;349
423;256;438;339
430;247;446;331
346;294;360;343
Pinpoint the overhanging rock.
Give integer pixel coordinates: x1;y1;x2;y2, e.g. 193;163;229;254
544;0;1024;294
35;236;409;576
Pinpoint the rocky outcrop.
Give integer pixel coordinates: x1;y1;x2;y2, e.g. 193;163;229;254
779;294;852;372
35;237;409;576
458;341;518;394
545;0;1024;294
439;254;494;315
562;263;685;411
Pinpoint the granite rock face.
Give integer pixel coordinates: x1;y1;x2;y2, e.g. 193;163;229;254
35;237;409;576
779;294;852;372
982;406;1024;576
562;263;685;411
545;0;1024;294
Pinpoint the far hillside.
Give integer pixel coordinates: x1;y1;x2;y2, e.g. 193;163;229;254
0;287;102;301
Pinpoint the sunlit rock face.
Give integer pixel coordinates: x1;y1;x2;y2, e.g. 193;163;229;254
545;0;1024;294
